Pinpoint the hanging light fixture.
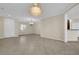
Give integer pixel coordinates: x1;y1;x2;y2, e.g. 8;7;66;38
30;3;42;16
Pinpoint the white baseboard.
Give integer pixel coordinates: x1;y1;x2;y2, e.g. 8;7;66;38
40;35;64;42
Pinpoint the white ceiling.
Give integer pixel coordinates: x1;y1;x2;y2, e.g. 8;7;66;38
0;3;75;16
0;3;76;20
66;4;79;21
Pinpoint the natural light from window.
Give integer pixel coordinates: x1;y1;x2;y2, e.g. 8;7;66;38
20;24;26;31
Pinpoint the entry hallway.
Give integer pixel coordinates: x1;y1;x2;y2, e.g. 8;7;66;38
0;34;79;55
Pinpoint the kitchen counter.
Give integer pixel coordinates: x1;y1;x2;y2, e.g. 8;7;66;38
69;29;79;31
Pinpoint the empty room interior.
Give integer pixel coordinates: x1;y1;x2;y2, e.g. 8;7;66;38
0;3;79;55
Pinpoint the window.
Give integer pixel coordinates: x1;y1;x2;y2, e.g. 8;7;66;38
20;24;26;31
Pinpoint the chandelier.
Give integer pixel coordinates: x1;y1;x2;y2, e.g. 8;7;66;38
30;3;42;16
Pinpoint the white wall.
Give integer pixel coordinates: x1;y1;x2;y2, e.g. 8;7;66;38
0;17;4;38
0;15;65;41
18;22;36;35
33;21;41;34
39;14;64;41
64;14;68;42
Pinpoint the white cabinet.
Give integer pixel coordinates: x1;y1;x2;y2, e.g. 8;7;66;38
67;30;78;41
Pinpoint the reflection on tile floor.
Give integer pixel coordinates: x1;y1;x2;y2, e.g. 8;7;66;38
0;34;79;55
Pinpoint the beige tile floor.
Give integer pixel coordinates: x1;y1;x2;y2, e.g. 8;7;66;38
0;34;79;55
